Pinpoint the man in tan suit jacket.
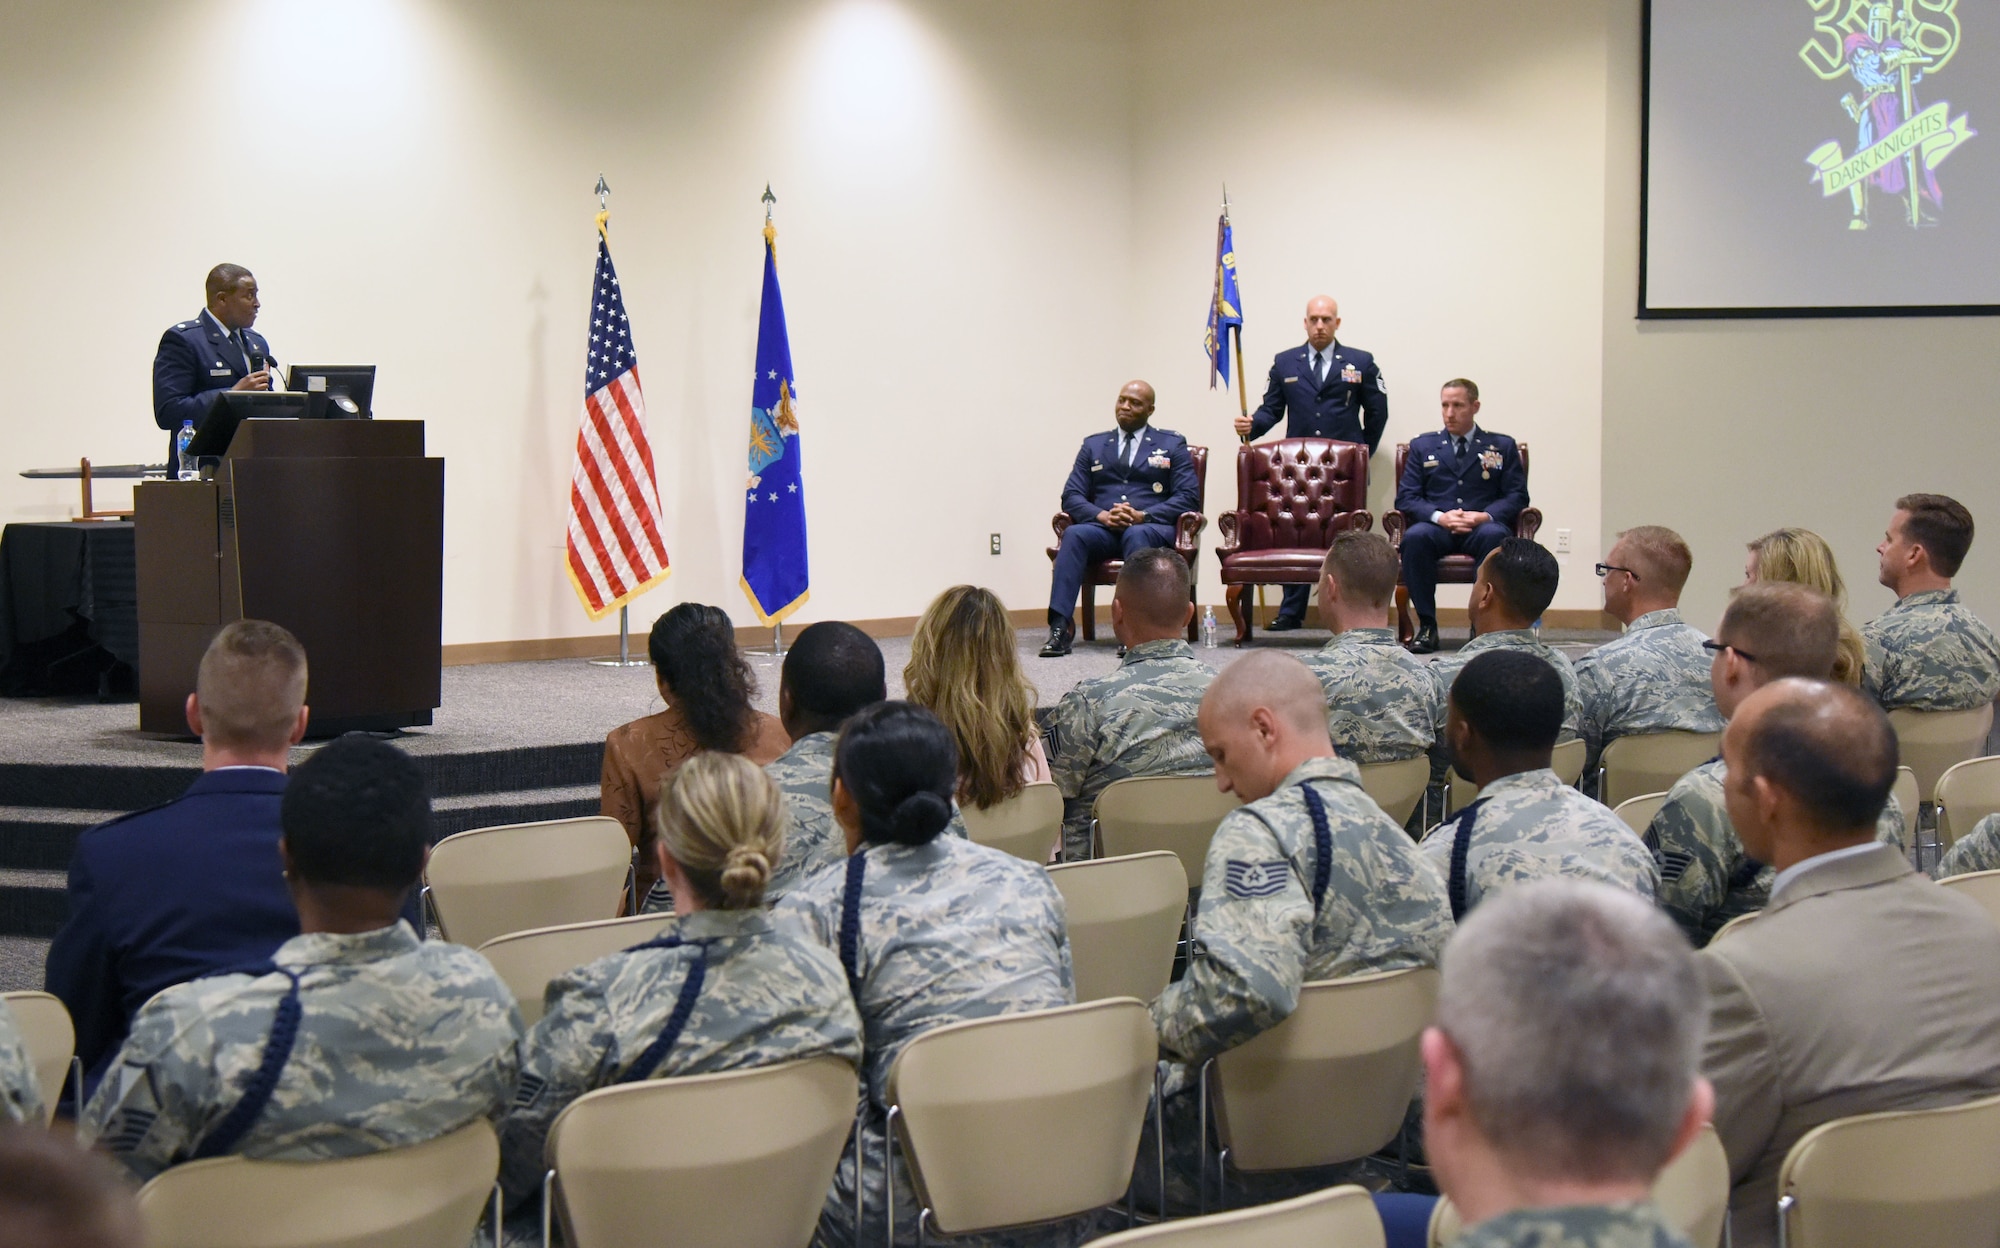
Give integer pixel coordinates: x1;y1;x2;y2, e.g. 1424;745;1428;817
1699;678;2000;1248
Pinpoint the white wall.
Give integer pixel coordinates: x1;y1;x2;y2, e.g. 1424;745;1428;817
0;0;1136;644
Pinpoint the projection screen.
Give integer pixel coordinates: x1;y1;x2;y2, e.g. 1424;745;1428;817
1643;0;1999;316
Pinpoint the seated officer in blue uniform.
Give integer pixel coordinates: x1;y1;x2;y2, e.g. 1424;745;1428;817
152;263;274;463
1396;378;1529;654
43;619;310;1096
1234;295;1390;630
1043;380;1201;657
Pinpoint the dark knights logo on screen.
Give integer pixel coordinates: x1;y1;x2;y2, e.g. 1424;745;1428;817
1801;0;1976;229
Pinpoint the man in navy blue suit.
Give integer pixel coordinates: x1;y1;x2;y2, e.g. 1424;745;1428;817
1396;379;1529;654
1235;295;1390;630
152;264;275;464
1044;380;1201;657
44;619;309;1096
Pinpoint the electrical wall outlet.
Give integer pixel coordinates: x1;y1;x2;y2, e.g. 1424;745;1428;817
990;533;1002;555
1555;528;1572;553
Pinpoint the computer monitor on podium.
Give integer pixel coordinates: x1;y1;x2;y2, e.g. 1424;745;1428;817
185;391;310;458
286;364;376;420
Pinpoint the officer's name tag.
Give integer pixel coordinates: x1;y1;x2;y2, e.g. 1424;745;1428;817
1423;458;1438;468
1282;376;1299;384
209;367;232;377
1091;462;1104;471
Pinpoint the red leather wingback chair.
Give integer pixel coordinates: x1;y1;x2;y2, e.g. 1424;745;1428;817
1216;439;1373;644
1381;441;1542;642
1046;445;1209;644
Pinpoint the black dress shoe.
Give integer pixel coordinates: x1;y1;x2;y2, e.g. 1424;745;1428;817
1265;615;1304;632
1039;620;1075;657
1406;623;1440;655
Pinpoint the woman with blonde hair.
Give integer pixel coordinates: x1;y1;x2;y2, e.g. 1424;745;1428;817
904;585;1050;810
1744;528;1867;684
498;751;862;1212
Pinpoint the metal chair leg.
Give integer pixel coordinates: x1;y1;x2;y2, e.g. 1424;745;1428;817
853;1110;865;1238
1155;1064;1167;1222
69;1056;83;1122
488;1184;502;1247
886;1105;901;1248
1776;1194;1794;1248
1197;1060;1212;1216
541;1169;557;1248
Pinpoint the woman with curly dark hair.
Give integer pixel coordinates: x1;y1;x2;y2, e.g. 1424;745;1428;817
601;604;788;899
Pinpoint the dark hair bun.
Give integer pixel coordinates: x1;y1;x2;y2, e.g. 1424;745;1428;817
890;790;953;841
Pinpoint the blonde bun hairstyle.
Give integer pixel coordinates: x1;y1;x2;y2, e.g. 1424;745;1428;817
654;751;787;909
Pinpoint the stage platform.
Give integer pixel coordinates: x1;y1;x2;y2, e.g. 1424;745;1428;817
0;623;1610;984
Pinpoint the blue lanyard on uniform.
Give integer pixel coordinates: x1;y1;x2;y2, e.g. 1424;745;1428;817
837;850;868;997
613;935;716;1084
1437;798;1493;922
1298;783;1336;912
190;963;305;1161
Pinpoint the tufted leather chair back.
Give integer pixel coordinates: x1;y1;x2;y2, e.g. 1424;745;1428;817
1234;439;1369;551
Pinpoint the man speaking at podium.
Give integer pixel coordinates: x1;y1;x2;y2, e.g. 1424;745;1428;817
152;264;275;462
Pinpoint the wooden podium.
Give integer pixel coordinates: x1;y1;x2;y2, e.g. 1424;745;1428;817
135;420;444;736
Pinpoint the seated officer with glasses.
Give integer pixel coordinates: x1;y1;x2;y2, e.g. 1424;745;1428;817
1395;379;1529;654
1572;526;1724;798
1644;583;1905;947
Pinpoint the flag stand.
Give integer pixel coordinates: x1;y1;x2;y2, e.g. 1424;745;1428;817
589;606;649;668
769;619;786;657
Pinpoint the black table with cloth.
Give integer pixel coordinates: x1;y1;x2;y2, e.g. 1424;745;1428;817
0;522;138;697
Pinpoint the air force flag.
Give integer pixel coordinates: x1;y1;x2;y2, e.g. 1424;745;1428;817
741;220;810;624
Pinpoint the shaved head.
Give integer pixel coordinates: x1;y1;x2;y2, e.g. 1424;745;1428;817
1303;296;1341;351
1199;651;1335;803
1727;678;1896;839
1114;547;1193;636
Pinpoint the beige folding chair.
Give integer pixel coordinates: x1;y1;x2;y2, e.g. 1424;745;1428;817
959;782;1062;864
477;913;677;1025
423;816;633;950
1427;1125;1729;1248
1202;968;1438;1208
1356;757;1430;828
1937;869;2000;926
545;1056;857;1248
1935;755;2000;850
1090;1184;1384;1247
1;991;75;1125
1598;731;1723;810
884;999;1157;1243
1891;706;1996;815
1047;852;1189;1003
136;1118;500;1248
1448;738;1592;816
1094;775;1241;879
1613;791;1670;837
1893;767;1921;855
1776;1090;2000;1248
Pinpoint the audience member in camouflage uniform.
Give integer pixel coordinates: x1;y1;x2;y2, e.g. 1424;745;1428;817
1425;540;1580;741
1862;494;2000;711
1146;652;1452;1212
83;737;522;1182
777;702;1078;1248
1424;881;1708;1248
1299;532;1436;763
1424;652;1658;918
1935;813;2000;879
1648;583;1902;946
761;622;889;899
500;753;864;1208
1044;549;1214;859
1576;527;1723;797
0;999;45;1125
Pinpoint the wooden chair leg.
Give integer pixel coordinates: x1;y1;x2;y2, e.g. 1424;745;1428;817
1186;557;1201;644
1081;581;1097;641
1395;585;1414;643
1227;585;1253;645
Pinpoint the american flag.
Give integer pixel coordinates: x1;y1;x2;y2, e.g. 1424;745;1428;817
565;224;670;618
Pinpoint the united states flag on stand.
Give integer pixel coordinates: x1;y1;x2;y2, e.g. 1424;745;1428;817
564;216;671;618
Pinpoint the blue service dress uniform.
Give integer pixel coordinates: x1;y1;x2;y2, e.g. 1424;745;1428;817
1049;426;1202;622
152;311;273;463
1248;340;1389;621
1394;426;1529;625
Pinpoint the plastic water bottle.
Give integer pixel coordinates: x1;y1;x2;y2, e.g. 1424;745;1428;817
1201;606;1219;649
175;420;198;481
1532;616;1544;643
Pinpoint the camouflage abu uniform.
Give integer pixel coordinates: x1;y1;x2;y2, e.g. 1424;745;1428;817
1426;630;1583;743
1573;610;1724;798
1861;589;2000;711
1934;813;2000;879
762;732;848;900
1647;760;1906;946
1298;628;1436;763
1420;769;1660;917
1447;1202;1695;1248
1043;638;1214;860
83;921;522;1181
498;908;863;1206
0;998;45;1125
1145;756;1453;1211
778;836;1076;1248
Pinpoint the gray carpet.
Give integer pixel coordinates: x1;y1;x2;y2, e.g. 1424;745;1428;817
0;622;1612;991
